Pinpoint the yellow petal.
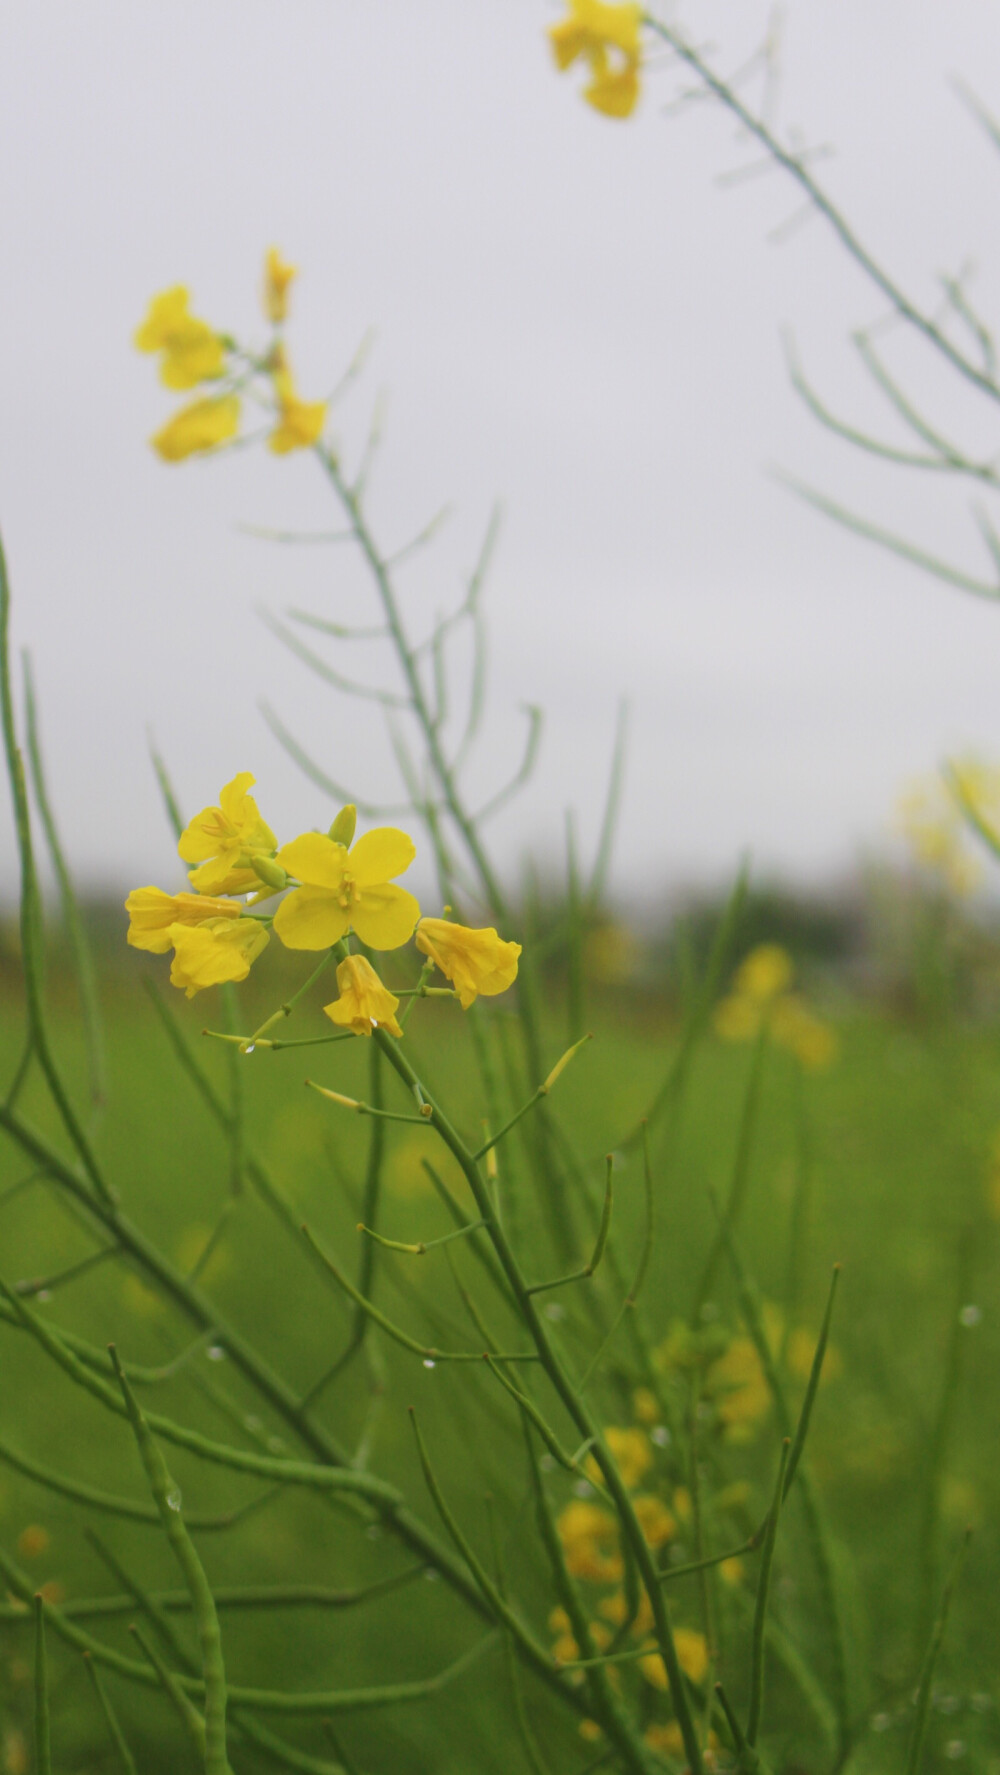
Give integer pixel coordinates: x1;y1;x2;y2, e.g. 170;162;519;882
323;955;403;1038
185;858;261;897
263;247;297;324
125;886;178;953
159;320;226;390
168;919;269;997
268;397;327;455
134;286;190;353
348;827;416;888
276;832;348;891
217;772;258;826
352;885;421;952
584;60;639;117
272;886;350;951
151;395;240;463
415;918;521;1008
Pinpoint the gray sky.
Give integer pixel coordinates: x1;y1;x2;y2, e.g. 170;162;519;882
3;1;1000;909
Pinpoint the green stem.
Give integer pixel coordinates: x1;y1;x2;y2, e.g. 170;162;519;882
373;1028;704;1775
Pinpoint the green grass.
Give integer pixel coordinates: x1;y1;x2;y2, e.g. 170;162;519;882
0;957;998;1773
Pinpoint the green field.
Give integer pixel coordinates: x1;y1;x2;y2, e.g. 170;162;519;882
0;942;997;1774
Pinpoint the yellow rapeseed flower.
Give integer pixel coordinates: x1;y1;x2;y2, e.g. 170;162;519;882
713;992;761;1043
735;943;793;1003
268;348;327;454
274;827;420;952
168;918;270;997
632;1493;676;1549
556;1499;623;1583
152;395;240;462
549;0;642;118
178;773;279;896
769;993;837;1070
323;954;403;1038
125;886;243;952
263;247;297;324
415;917;521;1009
708;1335;771;1443
602;1426;653;1489
639;1626;709;1690
134;285;225;389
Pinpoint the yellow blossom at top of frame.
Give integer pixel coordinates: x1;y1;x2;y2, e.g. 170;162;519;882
152;395;240;463
556;1499;623;1583
168;918;270;998
548;0;642;119
735;943;793;1003
638;1626;709;1691
323;954;403;1039
263;247;297;324
415;917;521;1010
178;773;278;896
125;886;243;954
274;827;420;953
134;285;226;389
268;346;327;455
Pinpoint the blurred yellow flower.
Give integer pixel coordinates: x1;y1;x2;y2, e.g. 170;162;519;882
549;0;642;118
179;772;278;897
16;1525;49;1559
274;827;419;952
639;1626;709;1690
769;994;838;1071
152;394;240;462
268;347;327;454
713;992;761;1043
896;759;1000;896
135;285;225;388
719;1556;745;1588
324;954;403;1038
708;1335;771;1442
633;1493;676;1548
632;1386;659;1425
125;886;242;952
735;943;793;1003
415;917;521;1009
599;1585;654;1636
169;917;270;997
785;1324;843;1384
604;1426;653;1489
263;247;297;324
556;1499;623;1582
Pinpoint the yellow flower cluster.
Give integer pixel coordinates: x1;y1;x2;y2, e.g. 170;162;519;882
552;1420;709;1739
656;1303;842;1447
126;775;521;1018
548;0;643;118
713;942;837;1070
134;250;327;463
897;756;1000;898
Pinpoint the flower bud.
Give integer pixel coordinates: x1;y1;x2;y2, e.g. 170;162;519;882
250;854;287;891
328;804;357;848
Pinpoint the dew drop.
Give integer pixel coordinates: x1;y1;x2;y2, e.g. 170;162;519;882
945;1742;967;1761
959;1304;982;1327
207;1344;226;1362
166;1486;183;1513
423;1358;436;1370
937;1696;962;1715
699;1301;720;1322
544;1303;566;1323
244;1043;256;1055
651;1425;671;1447
972;1695;993;1715
572;1479;594;1499
423;1566;440;1582
244;1414;262;1433
539;1454;557;1472
36;1290;51;1304
266;1435;286;1453
871;1713;892;1734
365;1524;383;1541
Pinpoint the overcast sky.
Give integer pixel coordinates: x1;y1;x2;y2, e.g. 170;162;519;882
3;1;1000;910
